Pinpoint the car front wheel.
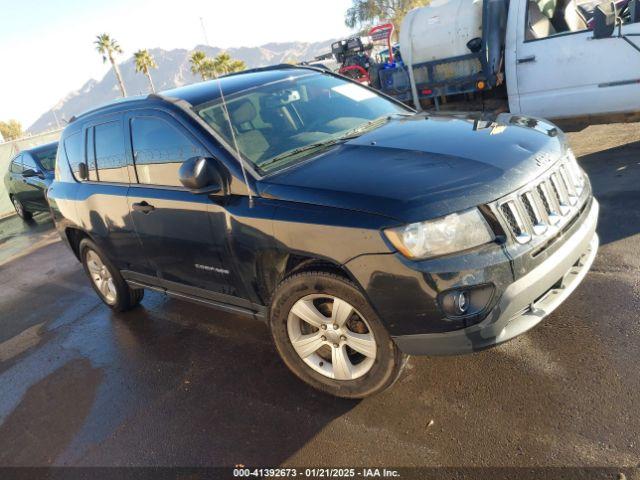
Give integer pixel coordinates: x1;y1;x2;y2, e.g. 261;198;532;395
270;271;406;398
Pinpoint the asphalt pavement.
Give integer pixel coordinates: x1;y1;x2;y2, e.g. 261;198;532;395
0;123;639;469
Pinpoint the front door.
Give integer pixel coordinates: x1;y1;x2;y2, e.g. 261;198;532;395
125;110;246;303
20;153;49;211
511;0;640;119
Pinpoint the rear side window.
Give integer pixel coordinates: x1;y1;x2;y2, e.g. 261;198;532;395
93;121;129;183
22;154;38;172
33;146;58;172
64;132;84;179
131;116;205;187
10;156;23;174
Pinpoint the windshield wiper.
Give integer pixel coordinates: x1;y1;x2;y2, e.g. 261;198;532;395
257;138;343;169
257;114;408;170
337;114;399;141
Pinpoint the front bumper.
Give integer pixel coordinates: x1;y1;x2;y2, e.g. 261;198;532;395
393;198;599;355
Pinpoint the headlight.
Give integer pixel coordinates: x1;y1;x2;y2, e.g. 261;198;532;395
384;208;495;260
565;148;585;192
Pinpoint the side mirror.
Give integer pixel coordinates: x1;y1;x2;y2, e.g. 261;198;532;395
77;162;89;180
466;37;482;53
593;2;617;39
179;157;225;194
22;169;39;178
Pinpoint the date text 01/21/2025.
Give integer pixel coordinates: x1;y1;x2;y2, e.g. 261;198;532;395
232;467;401;477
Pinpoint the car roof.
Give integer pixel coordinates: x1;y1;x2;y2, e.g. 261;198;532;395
30;141;58;154
161;66;316;106
15;141;58;159
70;66;321;124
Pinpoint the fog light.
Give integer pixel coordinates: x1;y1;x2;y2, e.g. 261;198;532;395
455;291;468;314
476;80;486;90
439;284;495;319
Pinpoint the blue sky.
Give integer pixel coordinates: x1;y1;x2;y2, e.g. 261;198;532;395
0;0;353;128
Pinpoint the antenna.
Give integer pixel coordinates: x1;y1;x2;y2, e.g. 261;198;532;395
199;16;254;207
199;17;210;46
213;72;255;207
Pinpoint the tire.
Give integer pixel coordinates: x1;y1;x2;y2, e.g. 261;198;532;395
12;196;32;221
79;238;144;312
270;271;407;398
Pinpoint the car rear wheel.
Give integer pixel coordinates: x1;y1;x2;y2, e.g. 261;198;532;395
270;271;406;398
12;197;32;220
79;238;144;312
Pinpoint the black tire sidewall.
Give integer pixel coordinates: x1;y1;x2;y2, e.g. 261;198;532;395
270;272;404;399
12;197;31;220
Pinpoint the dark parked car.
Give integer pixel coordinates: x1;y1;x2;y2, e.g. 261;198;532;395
48;66;598;398
4;142;58;220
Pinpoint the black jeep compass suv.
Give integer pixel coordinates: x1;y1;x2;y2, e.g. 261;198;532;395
48;66;598;398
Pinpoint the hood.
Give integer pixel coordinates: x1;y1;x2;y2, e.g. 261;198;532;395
258;112;567;224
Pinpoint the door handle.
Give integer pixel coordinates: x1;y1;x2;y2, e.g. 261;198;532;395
517;55;536;64
132;201;155;214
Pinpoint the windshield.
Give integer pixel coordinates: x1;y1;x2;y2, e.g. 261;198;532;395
33;146;57;172
195;72;410;173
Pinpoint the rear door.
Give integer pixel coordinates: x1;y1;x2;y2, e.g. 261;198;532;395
125;109;246;303
71;115;144;272
7;155;24;202
512;0;640;120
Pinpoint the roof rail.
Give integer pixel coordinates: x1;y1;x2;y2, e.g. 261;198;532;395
219;63;326;79
68;96;147;124
67;65;324;125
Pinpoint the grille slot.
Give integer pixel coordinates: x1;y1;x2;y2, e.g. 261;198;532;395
501;203;522;235
521;193;537;224
495;156;587;245
537;184;551;214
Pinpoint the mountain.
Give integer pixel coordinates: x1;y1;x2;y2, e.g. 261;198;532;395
28;40;335;134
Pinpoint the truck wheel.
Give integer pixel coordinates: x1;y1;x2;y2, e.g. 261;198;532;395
79;238;144;312
270;271;406;398
12;197;32;220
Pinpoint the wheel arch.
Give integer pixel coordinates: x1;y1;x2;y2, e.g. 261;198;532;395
64;227;93;262
256;252;362;307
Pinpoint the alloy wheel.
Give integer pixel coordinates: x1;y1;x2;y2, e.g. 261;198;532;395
86;250;117;304
13;198;24;217
287;294;377;380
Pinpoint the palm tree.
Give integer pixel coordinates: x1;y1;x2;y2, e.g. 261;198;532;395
134;49;158;93
189;51;208;80
190;50;246;81
345;0;427;30
212;52;246;75
95;33;127;97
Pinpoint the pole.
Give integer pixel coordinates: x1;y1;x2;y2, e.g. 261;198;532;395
200;17;210;47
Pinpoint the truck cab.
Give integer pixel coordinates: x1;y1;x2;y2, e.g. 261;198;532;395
396;0;640;124
506;0;640;123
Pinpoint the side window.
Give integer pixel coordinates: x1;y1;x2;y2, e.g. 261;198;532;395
64;132;84;180
93;121;129;183
525;0;637;41
22;154;38;172
10;156;23;174
131;116;206;187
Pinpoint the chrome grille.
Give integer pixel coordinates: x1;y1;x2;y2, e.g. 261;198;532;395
495;153;587;244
